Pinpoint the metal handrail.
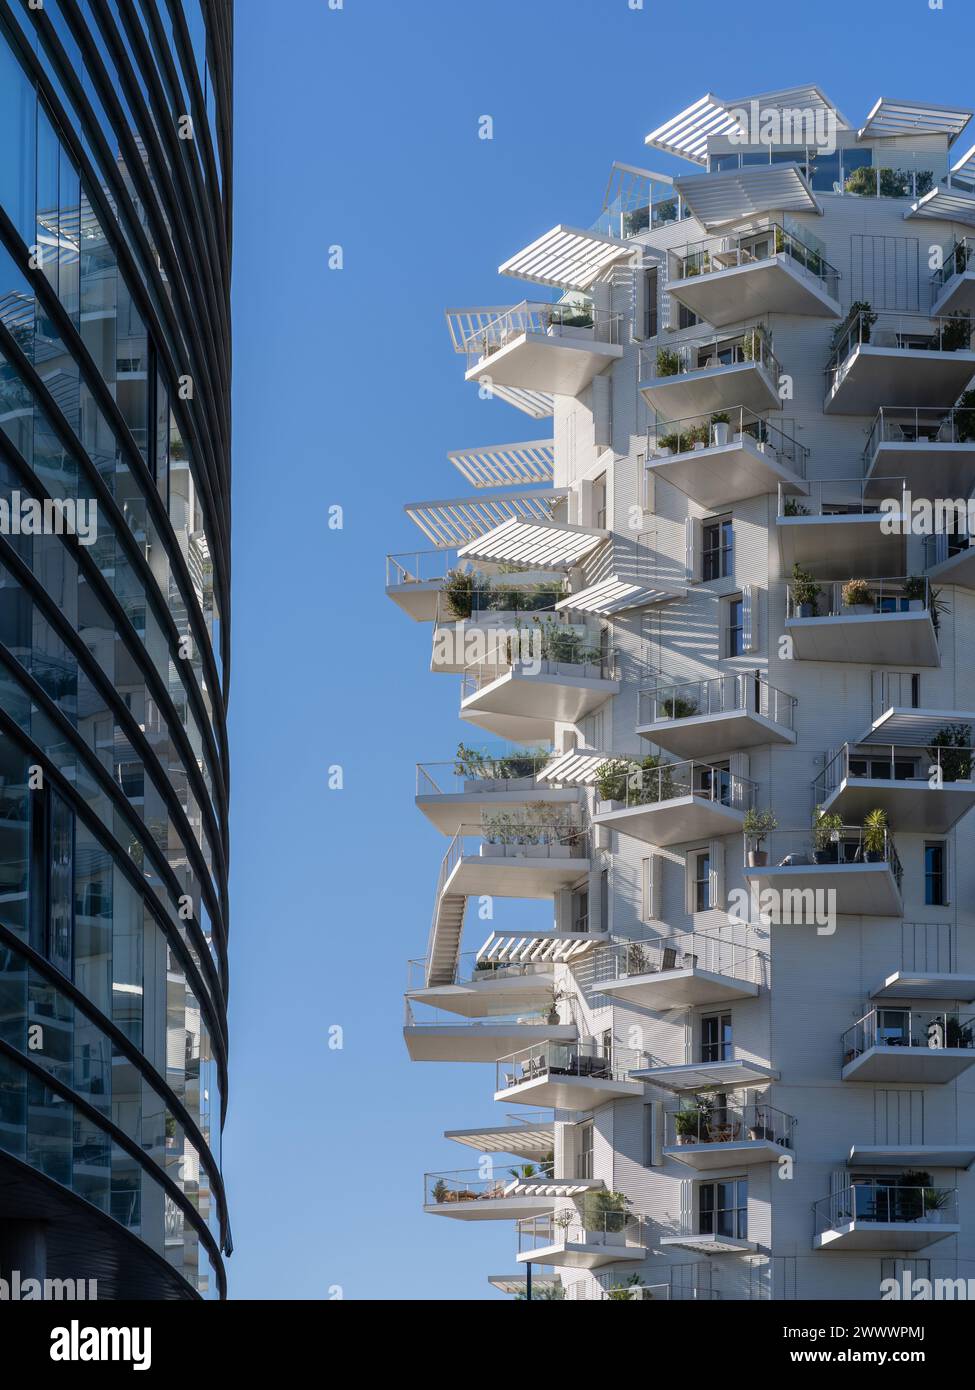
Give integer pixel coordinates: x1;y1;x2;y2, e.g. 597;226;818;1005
785;576;931;619
932;236;975;293
462;301;624;367
748;827;903;891
425;1164;556;1205
595;756;758;813
816;741;974;802
638;673;796;731
386;548;461;586
778;475;907;517
827;310;975;388
843;1008;975;1058
815;1185;957;1234
642;325;781;384
462;642;617;697
672;219;839;297
864;407;975;466
665;1100;796;1149
647;405;808;474
407;948;555;992
416;752;557;797
595;932;763;987
496;1040;646;1091
517;1210;647;1252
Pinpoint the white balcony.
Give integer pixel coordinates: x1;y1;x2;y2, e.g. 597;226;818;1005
744;827;903;919
842;1008;975;1083
871;970;975;1003
424;1168;602;1222
405;488;567;551
592;758;756;848
814;1185;959;1251
776;484;907;579
448;302;624;398
487;1271;562;1297
825;310;975;414
416;754;580;835
632;1057;777;1091
440;823;590;902
403;1005;576;1064
663;1101;796;1171
385;550;460;622
460;650;619;745
637;674;796;760
816;736;975;834
784;578;940;667
659;1232;756;1255
646;408;808;510
848;1144;975;1170
924;533;975;590
498;224;632;291
517;1212;648;1270
445;1114;554;1161
495;1042;646;1112
931;238;975;316
667;221;840;325
431;600;581;675
640;327;782;419
406;949;558;1020
863;407;975;497
595;933;762;1009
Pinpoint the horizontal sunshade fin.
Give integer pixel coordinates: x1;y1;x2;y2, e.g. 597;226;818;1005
556;575;685;614
448;440;555;488
404;488;567;549
905;184;975;226
859;96;972;142
645;86;848;165
859;706;975;746
499;225;632;290
536;749;619;786
456;516;608;568
674;163;819;231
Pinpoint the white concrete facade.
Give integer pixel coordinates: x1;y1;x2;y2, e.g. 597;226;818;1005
392;88;975;1301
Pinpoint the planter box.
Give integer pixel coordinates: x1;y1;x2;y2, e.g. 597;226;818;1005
712;422;731;447
481;843;505;857
845;604;874;615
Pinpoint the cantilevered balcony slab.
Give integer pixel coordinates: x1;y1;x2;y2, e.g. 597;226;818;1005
631;1059;777;1091
926;542;975;590
516;1237;647;1270
864;434;975;498
664;1137;791;1171
819;775;975;835
416;784;580;835
496;1051;645;1111
640;358;780;420
776;513;906;579
465;330;623;397
404;1021;577;1064
745;860;902;918
600;965;758;1010
426;1176;602;1222
871;971;975;1002
408;969;557;1020
444;847;590;901
668;255;839;327
446;1120;555;1159
488;1272;561;1296
647;434;807;510
932;270;975;318
659;1233;757;1255
848;1144;975;1170
825;343;975;414
637;708;795;761
814;1219;959;1252
460;663;620;744
843;1045;975;1084
784;610;939;666
592;794;747;849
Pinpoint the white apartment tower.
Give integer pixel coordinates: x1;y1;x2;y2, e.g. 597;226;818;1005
388;88;975;1301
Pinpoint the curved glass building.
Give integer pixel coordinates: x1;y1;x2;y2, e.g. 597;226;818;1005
0;0;231;1299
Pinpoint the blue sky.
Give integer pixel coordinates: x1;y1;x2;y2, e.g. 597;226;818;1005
226;0;974;1299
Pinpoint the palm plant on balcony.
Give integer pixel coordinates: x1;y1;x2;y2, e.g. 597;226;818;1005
862;808;889;862
813;808;844;864
923;1186;952;1223
926;723;973;783
743;807;777;867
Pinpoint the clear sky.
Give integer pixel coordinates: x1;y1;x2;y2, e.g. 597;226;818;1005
226;0;975;1299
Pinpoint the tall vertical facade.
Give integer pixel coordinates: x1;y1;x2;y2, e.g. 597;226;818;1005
390;88;975;1300
0;1;231;1298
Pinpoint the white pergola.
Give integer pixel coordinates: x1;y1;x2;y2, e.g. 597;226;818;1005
484;384;555;418
857;706;975;746
674;163;820;231
457;516;608;569
645;86;849;165
404;488;566;549
536;749;618;787
475;931;597;965
499;225;633;290
905;182;975;227
447;440;554;489
445;1121;554;1159
858;97;972;142
556;575;685;615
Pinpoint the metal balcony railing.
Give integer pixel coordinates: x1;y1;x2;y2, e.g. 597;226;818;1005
827;311;975;393
595;932;762;991
638;673;796;732
864;406;975;466
815;741;974;802
641;326;781;385
672;219;839;299
815;1185;957;1236
595;756;757;814
461;639;617;698
404;997;558;1029
407;947;555;993
932;236;975;295
665;1100;795;1149
435;586;566;626
747;827;903;891
843;1008;975;1062
647;405;808;474
517;1210;648;1254
593;163;685;239
496;1040;646;1093
778;475;906;517
785;576;932;620
461;301;623;371
582;1276;720;1301
416;750;557;798
386;548;460;586
425;1165;556;1207
438;820;589;877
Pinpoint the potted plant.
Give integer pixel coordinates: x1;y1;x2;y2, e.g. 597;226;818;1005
955;388;975;443
432;1178;450;1204
940;312;972;353
927;723;973;782
442;567;486;620
674;1108;703;1145
902;575;927;612
897;1171;932;1223
862;807;889;862
711;411;731;448
594;757;631;808
923;1186;952;1223
481;811;512;856
783;496;809;516
831;300;877;350
842;578;873;614
655;431;680;457
813;808;844;864
743;807;777;867
662;694;699;719
791;563;821;618
656;347;681;378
